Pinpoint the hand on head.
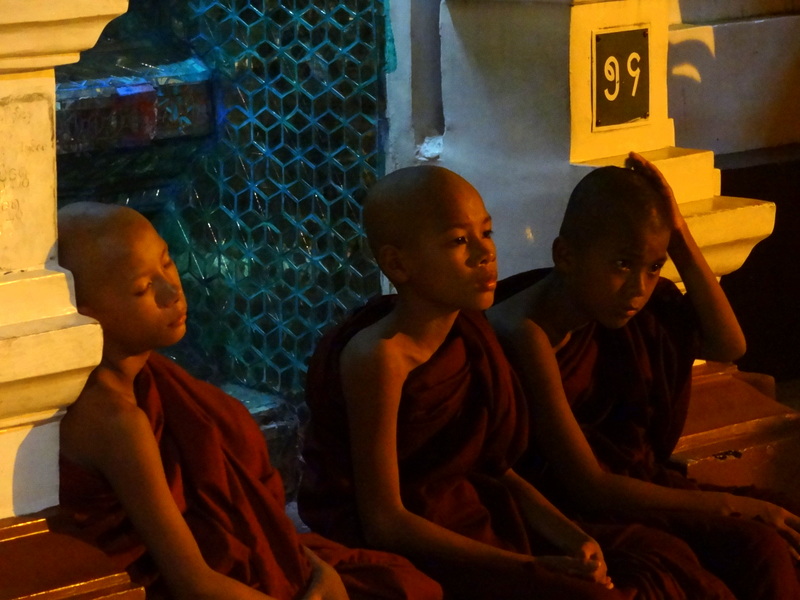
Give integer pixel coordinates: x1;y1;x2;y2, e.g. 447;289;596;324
625;151;685;233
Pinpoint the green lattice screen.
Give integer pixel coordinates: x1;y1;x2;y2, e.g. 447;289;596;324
56;0;386;400
161;0;386;399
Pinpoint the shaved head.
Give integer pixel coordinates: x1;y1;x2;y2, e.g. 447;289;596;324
58;202;151;309
560;166;669;251
363;165;478;260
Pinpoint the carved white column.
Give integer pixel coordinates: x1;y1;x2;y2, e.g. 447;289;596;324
0;0;127;518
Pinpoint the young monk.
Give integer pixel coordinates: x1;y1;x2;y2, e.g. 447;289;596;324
55;201;443;600
488;152;800;600
299;164;743;600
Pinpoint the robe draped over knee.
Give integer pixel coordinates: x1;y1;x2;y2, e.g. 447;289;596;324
299;296;744;600
59;352;442;600
496;268;800;599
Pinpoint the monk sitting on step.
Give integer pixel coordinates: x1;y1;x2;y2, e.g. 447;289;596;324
56;201;443;600
298;165;746;600
488;152;800;600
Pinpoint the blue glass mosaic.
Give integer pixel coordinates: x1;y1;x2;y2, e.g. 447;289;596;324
56;0;386;403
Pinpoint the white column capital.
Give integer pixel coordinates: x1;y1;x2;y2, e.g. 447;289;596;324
0;0;126;518
0;1;128;74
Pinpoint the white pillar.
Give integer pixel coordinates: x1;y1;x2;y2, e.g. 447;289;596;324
388;0;776;280
0;0;127;518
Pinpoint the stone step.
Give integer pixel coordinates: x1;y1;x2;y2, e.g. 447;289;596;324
660;194;775;280
577;146;719;203
0;510;145;599
671;364;800;499
0;269;76;328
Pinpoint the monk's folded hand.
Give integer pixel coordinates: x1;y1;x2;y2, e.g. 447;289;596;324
625;150;685;236
572;538;614;589
725;494;800;560
534;555;614;589
301;547;350;600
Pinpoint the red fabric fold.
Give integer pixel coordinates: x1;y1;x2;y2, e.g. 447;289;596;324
60;352;442;600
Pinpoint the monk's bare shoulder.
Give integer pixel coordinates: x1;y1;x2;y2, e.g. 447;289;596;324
488;285;539;341
341;319;411;390
61;373;154;473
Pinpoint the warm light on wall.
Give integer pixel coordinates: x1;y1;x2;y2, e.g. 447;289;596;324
669;25;715;83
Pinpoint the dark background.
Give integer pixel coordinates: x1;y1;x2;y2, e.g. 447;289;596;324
720;152;800;382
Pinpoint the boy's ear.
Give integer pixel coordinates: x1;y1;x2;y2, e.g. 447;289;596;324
552;236;574;272
377;244;410;285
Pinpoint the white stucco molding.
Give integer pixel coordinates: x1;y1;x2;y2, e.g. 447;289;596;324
0;1;128;74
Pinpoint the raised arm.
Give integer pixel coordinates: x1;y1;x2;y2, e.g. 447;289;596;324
494;316;800;556
61;391;276;600
626;151;746;362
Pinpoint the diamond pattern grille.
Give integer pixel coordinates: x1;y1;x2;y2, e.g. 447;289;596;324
54;1;385;401
167;0;384;399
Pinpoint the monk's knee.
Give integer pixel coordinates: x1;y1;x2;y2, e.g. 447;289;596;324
725;518;792;563
709;518;800;600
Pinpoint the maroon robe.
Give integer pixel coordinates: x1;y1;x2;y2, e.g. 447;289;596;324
496;268;800;600
300;298;531;555
299;296;742;600
59;352;442;600
496;268;699;488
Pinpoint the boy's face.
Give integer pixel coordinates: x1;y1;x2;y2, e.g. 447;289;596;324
399;181;497;312
80;218;187;356
563;222;670;329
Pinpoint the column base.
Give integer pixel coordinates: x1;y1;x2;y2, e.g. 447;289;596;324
0;509;144;599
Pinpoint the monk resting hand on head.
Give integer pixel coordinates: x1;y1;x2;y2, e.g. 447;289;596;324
489;152;800;600
56;202;442;600
298;165;729;600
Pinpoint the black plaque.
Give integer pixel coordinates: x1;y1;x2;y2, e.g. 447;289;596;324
594;28;649;128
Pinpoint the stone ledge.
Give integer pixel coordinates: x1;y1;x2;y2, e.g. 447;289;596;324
672;363;800;499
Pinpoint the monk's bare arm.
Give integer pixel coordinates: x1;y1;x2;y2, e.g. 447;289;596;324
61;389;276;600
626;151;746;361
498;318;694;516
341;333;543;574
496;318;736;512
500;468;612;588
496;317;800;554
